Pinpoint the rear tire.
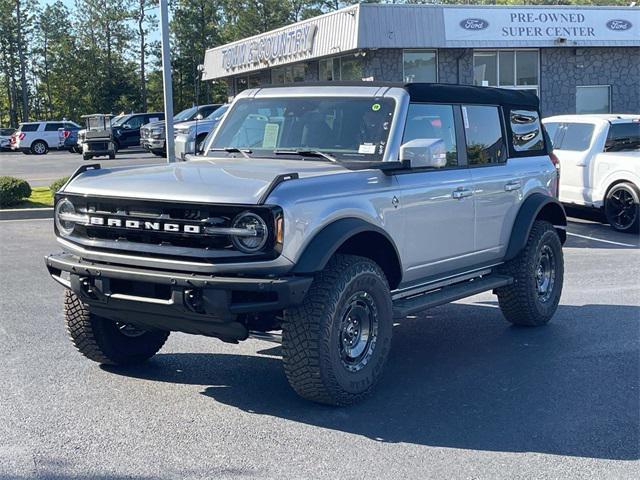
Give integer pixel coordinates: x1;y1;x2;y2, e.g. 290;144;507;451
604;182;639;233
497;220;563;326
31;140;48;155
64;289;169;365
82;153;92;160
108;153;115;159
282;255;393;406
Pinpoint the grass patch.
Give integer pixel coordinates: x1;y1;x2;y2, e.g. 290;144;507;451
6;186;54;209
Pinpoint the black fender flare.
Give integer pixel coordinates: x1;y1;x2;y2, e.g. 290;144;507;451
504;193;567;262
291;217;402;276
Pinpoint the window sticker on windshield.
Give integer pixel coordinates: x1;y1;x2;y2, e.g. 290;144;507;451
461;107;469;129
358;143;376;154
371;103;381;112
262;123;280;149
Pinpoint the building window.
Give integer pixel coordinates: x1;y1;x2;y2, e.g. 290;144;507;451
319;55;364;82
403;50;437;83
319;58;337;81
340;56;363;81
271;63;308;85
473;50;539;92
576;85;611;114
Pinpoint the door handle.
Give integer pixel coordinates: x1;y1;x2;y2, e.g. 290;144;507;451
504;181;521;192
452;188;473;199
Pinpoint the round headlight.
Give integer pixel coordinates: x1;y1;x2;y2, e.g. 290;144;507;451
55;198;76;236
231;212;268;253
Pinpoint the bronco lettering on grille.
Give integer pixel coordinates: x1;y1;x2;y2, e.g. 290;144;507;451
88;216;202;234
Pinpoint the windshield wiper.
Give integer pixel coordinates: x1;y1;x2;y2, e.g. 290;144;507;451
209;147;252;158
273;149;338;163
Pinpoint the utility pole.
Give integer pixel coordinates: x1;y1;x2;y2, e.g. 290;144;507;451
159;0;175;162
15;0;29;122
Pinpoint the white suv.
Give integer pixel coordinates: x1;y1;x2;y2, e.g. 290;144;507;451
11;121;80;155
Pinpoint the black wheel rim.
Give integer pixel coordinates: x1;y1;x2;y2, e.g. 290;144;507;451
338;291;378;373
535;244;556;303
606;187;637;231
115;322;147;338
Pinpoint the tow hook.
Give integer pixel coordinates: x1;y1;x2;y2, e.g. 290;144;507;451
184;289;204;314
79;277;98;300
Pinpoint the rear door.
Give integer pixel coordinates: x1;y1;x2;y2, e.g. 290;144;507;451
395;103;475;283
464;105;521;263
120;115;146;146
44;122;64;148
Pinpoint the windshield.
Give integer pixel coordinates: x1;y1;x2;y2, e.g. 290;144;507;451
210;97;396;162
206;105;228;120
174;106;198;122
605;121;640;152
111;115;129;127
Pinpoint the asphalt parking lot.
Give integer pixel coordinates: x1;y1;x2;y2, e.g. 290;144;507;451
0;213;638;479
0;149;165;187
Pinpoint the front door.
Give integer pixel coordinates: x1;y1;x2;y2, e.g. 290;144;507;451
395;103;475;284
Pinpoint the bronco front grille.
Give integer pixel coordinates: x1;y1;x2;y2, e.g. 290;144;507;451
58;195;281;262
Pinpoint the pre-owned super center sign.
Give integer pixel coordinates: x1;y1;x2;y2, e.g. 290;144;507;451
444;8;639;44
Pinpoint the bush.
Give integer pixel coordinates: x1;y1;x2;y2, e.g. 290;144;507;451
49;176;70;194
0;176;32;207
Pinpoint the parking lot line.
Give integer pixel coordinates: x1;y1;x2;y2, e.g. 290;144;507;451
0;217;52;223
566;231;638;248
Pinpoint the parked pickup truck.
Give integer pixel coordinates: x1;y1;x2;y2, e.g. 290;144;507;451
543;114;640;233
46;83;565;405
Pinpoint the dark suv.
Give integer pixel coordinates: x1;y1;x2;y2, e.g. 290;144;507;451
111;112;164;150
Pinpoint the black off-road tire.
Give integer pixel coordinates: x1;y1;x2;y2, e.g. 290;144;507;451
282;254;393;406
497;221;564;326
108;152;116;160
64;289;169;365
604;182;639;234
82;153;92;160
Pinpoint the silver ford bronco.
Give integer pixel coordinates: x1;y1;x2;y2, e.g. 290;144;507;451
45;83;566;405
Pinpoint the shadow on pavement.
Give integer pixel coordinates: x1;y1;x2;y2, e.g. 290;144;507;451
105;301;640;461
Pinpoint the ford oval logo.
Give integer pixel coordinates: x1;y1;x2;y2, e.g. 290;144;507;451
460;18;489;31
606;19;632;31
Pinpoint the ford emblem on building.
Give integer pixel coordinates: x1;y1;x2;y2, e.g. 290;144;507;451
606;19;632;31
460;18;489;30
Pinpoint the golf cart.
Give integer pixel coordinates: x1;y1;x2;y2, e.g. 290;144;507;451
81;114;116;160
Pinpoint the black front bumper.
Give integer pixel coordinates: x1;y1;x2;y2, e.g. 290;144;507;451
45;252;312;342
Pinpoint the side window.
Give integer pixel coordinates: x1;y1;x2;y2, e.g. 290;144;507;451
125;116;145;129
402;103;458;167
510;109;544;152
605;122;640;152
558;123;594;152
45;122;63;131
462;105;505;165
20;124;39;132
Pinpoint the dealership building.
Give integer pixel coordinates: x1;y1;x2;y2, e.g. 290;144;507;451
202;3;640;116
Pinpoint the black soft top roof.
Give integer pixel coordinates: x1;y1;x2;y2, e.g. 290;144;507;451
258;82;540;109
404;83;539;109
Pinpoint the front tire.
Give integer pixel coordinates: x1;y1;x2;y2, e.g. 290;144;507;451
604;182;639;233
282;255;393;406
497;221;564;326
64;290;169;365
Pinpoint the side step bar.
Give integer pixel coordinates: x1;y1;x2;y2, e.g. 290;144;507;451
392;274;513;319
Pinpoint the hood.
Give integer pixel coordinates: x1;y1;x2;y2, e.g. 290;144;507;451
142;118;191;130
64;157;349;204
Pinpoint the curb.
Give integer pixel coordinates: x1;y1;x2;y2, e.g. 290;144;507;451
0;207;53;221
